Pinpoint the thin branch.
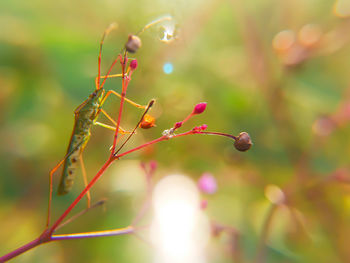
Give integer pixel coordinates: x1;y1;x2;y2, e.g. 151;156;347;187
51;226;133;240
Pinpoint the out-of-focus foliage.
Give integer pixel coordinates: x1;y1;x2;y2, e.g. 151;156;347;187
1;0;350;262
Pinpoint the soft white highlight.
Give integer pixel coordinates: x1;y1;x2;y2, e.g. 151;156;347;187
150;174;210;263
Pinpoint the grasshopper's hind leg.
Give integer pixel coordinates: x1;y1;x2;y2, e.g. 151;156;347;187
47;141;85;227
47;159;66;227
79;152;91;208
94;109;133;144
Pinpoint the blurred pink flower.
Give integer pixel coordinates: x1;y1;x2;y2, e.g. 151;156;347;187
198;173;217;194
149;160;158;173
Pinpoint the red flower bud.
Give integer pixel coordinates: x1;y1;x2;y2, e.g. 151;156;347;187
193;102;207;114
174;121;183;129
200;124;208;130
129;59;138;70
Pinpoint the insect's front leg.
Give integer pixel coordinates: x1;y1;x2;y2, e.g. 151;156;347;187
100;89;147;110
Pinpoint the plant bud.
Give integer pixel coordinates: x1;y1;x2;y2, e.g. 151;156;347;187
234;132;252;152
193;102;207;114
125;35;142;53
129;59;138;70
140;114;156;129
200;124;208;130
174;121;183;129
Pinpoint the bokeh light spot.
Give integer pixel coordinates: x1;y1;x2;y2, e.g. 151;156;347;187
163;63;173;74
334;0;350;17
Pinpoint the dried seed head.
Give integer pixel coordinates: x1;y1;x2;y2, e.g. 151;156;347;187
125;34;142;53
140;114;156;129
129;59;138;70
234;132;252;152
193;102;207;115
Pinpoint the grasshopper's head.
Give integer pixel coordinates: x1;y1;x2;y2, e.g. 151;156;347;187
90;88;104;100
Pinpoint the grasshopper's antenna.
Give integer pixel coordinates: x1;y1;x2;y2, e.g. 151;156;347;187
97;23;118;90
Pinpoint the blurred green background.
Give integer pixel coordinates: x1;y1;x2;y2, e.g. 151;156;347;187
1;0;350;262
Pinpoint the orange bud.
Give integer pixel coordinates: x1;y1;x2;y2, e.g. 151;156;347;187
140;114;156;129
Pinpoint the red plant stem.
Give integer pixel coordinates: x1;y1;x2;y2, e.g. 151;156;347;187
200;131;237;140
0;237;45;262
181;112;194;124
1;128;237;261
111;52;128;153
56;199;107;231
114;130;236;159
100;55;122;90
49;157;113;234
114;136;169;159
51;131;203;234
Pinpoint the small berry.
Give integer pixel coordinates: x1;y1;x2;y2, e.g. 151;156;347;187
193;102;207;114
198;173;217;194
129;59;138;70
140;114;156;129
234;132;252;152
125;35;142;53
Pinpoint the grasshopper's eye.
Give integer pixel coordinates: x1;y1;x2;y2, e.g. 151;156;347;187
90;92;97;98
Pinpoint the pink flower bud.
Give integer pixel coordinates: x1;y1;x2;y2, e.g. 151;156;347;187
200;124;208;130
198;173;217;194
174;121;183;129
130;59;138;70
193;102;207;115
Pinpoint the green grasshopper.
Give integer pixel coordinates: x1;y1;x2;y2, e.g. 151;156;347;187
46;17;172;227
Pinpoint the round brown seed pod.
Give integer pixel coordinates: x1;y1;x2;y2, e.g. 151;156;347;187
234;132;252;152
125;35;142;53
